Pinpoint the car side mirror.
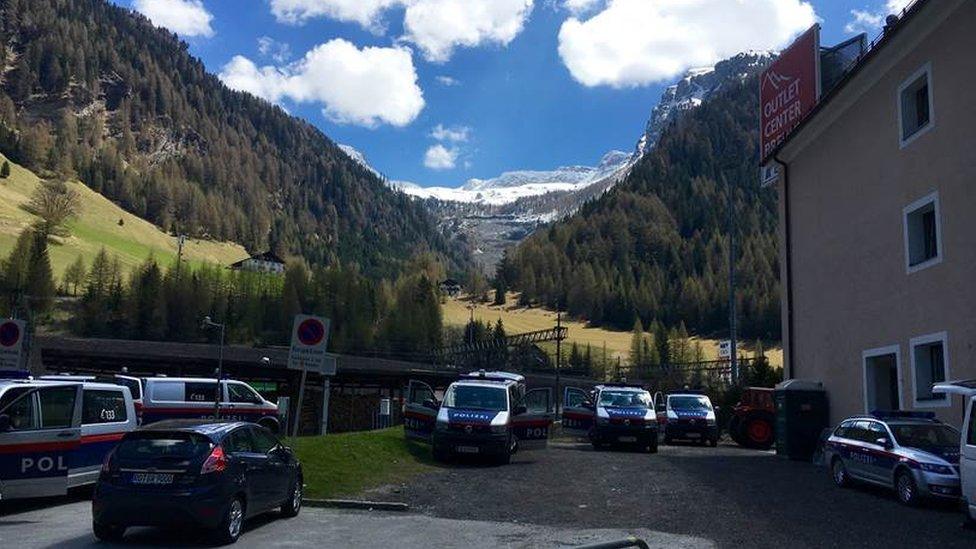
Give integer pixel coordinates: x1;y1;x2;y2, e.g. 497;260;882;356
0;414;10;432
512;405;527;416
422;399;438;410
714;406;721;412
875;437;892;449
582;400;595;410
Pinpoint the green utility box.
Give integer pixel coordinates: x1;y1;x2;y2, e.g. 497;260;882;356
774;379;829;461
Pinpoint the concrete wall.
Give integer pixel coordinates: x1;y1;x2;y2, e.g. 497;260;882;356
778;0;976;426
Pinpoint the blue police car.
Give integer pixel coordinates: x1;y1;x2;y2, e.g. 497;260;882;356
562;384;659;453
824;411;960;506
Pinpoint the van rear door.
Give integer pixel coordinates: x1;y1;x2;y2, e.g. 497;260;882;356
513;387;554;450
72;386;136;487
561;387;593;436
404;380;438;442
0;384;82;499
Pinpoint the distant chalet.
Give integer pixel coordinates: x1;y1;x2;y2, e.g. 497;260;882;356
230;251;286;275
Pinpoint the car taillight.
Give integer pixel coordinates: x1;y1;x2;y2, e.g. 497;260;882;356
201;445;227;474
101;449;116;473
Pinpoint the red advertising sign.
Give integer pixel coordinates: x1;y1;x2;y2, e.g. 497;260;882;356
760;24;821;162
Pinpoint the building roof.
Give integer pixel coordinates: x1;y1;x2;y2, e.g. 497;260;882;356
768;0;930;162
230;250;286;268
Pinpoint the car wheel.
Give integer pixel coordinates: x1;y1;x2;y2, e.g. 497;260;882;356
648;441;658;454
213;496;245;545
432;443;449;462
281;478;303;518
496;450;512;465
831;458;850;488
92;521;126;542
663;435;672;445
708;437;718;448
895;470;919;506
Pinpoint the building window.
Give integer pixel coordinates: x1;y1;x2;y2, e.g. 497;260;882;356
898;63;934;147
903;191;941;273
910;332;949;408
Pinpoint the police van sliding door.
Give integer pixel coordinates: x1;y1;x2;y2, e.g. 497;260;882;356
561;387;593;436
0;385;82;499
404;380;438;442
513;388;553;450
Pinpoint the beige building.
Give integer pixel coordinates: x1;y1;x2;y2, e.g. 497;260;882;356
770;0;975;425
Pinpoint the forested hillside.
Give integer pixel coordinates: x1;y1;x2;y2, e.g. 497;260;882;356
501;71;780;341
0;0;465;277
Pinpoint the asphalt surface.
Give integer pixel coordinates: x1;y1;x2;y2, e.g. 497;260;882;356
2;441;975;548
379;440;976;549
0;499;710;548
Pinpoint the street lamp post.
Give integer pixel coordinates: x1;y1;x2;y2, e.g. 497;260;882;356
202;316;226;419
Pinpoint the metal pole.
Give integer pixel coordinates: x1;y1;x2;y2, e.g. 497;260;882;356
555;312;562;413
214;322;225;418
728;179;738;384
292;360;307;437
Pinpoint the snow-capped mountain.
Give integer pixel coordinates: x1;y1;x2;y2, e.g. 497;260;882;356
338;144;381;178
391;150;632;206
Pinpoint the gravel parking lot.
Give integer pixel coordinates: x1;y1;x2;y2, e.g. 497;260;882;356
383;440;976;549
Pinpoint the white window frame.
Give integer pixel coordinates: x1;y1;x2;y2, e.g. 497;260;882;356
862;345;902;414
902;190;942;274
897;62;935;149
910;331;950;409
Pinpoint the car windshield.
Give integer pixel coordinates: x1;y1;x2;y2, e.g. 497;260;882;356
442;385;507;411
116;432;213;460
890;423;959;448
669;395;712;411
599;390;650;407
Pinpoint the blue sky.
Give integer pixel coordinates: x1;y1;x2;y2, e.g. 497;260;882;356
119;0;912;187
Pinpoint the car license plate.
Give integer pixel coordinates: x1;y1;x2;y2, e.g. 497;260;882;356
131;473;174;485
455;446;479;454
618;436;638;442
686;433;701;439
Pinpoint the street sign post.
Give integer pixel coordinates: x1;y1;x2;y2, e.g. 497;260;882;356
288;315;331;436
0;318;27;371
719;340;732;360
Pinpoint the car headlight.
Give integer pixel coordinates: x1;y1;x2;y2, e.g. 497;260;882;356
435;421;448;432
919;463;953;475
706;418;716;426
491;425;507;434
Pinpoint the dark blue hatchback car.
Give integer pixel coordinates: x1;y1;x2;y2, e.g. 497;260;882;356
92;420;303;545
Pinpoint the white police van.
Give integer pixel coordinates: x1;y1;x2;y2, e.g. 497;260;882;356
141;377;280;432
40;373;145;423
404;371;554;464
0;376;136;500
561;384;659;452
933;380;976;522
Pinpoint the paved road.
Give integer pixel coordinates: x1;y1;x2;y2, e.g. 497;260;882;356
0;500;710;548
379;441;976;549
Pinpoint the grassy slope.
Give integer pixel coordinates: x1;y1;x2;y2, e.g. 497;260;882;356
288;427;434;499
0;154;247;277
443;293;783;368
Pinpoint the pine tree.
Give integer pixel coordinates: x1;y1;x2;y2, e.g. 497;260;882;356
25;230;55;315
629;318;645;372
0;160;10;178
62;255;86;296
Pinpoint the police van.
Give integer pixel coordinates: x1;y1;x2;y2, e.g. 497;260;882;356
141;377;280;432
657;390;719;446
404;371;554;464
0;376;137;500
40;373;145;423
561;384;659;453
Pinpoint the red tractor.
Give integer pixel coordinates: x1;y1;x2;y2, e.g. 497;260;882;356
728;387;776;450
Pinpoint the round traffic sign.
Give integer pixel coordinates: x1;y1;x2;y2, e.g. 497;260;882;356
0;321;21;348
297;318;325;347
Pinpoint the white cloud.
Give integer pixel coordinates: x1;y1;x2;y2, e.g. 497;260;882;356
219;39;425;128
557;0;816;88
269;0;401;31
403;0;535;63
844;0;915;35
435;75;461;86
562;0;602;15
431;124;470;142
133;0;215;37
257;36;292;63
844;9;883;34
424;144;459;170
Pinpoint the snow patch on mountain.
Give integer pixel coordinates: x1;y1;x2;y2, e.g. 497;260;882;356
338;144;381;177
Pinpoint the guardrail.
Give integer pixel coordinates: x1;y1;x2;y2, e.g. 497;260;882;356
574;536;650;549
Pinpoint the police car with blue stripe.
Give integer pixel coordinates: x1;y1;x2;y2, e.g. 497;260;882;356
562;384;659;453
404;371;554;464
824;411;960;506
0;374;137;500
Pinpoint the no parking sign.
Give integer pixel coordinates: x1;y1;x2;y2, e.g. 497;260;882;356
0;318;26;371
287;315;333;374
